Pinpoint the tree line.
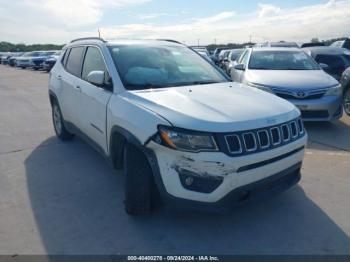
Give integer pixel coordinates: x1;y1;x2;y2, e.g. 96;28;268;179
0;42;64;52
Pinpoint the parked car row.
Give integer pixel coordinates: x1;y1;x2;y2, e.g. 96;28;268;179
0;50;61;71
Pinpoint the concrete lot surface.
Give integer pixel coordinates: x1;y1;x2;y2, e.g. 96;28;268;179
0;65;350;255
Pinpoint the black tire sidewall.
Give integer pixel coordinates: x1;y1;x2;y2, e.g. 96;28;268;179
124;143;153;215
51;100;74;140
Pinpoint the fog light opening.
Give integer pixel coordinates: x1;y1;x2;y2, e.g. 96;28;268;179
185;176;194;186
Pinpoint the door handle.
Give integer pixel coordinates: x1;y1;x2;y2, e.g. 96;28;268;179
56;75;62;80
75;85;81;90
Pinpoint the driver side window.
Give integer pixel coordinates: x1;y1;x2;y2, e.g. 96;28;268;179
82;47;110;85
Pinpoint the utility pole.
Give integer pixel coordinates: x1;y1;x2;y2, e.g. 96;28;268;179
249;34;252;43
197;39;200;47
98;28;101;38
214;38;217;45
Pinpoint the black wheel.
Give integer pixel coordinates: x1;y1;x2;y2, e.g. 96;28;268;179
344;87;350;116
124;143;154;216
52;101;74;141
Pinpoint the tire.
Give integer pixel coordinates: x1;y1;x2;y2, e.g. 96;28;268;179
124;142;153;216
51;101;74;141
344;87;350;116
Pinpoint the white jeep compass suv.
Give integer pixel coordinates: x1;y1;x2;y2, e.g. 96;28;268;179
49;38;307;215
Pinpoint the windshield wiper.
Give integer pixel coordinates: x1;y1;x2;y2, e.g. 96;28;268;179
126;83;164;90
178;80;225;86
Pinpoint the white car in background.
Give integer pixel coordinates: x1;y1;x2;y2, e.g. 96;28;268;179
16;51;44;69
49;38;307;215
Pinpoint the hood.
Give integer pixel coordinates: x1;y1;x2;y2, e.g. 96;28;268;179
246;69;339;90
120;82;299;132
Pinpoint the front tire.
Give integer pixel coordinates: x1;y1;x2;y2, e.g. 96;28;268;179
124;143;153;216
52;101;74;141
344;87;350;116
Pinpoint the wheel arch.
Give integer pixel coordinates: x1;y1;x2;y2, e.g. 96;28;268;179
48;90;58;106
109;125;146;169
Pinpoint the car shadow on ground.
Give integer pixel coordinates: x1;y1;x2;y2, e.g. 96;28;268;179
305;117;350;152
24;137;350;255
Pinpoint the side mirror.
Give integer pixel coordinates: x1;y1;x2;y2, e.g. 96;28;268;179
223;58;229;62
87;71;105;86
234;64;245;71
319;63;330;70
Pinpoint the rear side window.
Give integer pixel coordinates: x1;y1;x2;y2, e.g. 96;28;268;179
344;40;350;49
65;46;85;77
62;49;70;66
315;55;345;69
82;47;108;82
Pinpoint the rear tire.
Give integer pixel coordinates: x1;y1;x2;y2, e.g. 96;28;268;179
344;87;350;116
124;143;153;216
51;101;74;141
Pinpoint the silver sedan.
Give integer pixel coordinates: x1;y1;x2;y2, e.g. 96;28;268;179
230;47;343;121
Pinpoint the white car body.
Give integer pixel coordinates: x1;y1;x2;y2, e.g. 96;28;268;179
49;38;307;213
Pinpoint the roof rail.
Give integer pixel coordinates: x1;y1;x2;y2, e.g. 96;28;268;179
70;37;106;43
156;39;182;44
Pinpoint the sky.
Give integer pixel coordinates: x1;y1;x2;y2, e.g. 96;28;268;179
0;0;349;45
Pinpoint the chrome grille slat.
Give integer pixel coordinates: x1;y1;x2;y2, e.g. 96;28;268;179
281;124;290;142
225;134;243;154
270;127;281;145
243;132;257;152
257;130;270;149
290;121;298;138
223;117;305;156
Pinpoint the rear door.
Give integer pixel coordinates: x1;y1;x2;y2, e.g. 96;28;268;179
315;54;346;79
79;46;113;153
59;46;86;126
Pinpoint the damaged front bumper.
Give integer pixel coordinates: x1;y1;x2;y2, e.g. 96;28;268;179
145;135;306;212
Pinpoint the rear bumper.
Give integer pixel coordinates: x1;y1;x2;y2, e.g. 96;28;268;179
288;95;343;121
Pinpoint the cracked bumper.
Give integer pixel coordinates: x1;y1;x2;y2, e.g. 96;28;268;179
146;134;307;210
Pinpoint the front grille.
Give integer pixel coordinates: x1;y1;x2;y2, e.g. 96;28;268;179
274;88;327;100
276;93;325;100
301;110;329;119
222;117;305;156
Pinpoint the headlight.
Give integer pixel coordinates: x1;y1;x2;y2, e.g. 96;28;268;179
325;84;342;96
246;82;274;94
157;126;218;152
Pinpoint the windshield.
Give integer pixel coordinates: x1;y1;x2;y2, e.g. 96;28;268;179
230;49;244;60
249;51;320;70
108;44;227;90
45;51;56;56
